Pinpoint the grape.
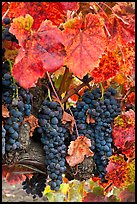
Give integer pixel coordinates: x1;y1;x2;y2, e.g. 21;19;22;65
3;18;10;25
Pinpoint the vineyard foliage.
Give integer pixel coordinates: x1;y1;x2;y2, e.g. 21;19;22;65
2;2;135;202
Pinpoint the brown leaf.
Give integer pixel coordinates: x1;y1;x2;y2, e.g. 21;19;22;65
66;136;93;167
23;114;38;137
86;110;95;124
61;111;75;134
2;105;10;118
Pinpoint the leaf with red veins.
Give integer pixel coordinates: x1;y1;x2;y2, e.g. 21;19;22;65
66;136;93;167
63;13;107;79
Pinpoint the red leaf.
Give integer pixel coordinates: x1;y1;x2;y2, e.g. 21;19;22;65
60;2;79;11
105;14;135;50
12;57;46;89
118;188;135;202
63;13;107;79
8;2;79;30
2;165;32;185
82;192;108;202
66;136;93;167
10;18;66;89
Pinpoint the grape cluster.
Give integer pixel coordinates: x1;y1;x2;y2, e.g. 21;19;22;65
38;100;69;190
2;17;18;43
71;87;121;182
2;62;17;105
2;126;6;156
22;173;46;199
18;88;33;117
4;101;23;152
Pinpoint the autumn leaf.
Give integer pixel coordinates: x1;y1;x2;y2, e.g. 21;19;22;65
2;164;32;185
118;188;135;202
10;18;66;89
61;111;75;134
8;2;79;30
23;114;38;137
106;155;135;188
82;192;108;202
63;13;107;79
9;14;33;47
66;136;93;167
91;49;120;83
2;105;10;118
105;14;135;50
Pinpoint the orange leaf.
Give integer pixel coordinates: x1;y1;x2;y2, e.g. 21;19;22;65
23;114;38;137
63;13;107;79
91;50;120;83
66;136;93;167
61;111;75;134
2;105;10;118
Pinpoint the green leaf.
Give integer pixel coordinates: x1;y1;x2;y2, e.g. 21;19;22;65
92;186;104;196
127;183;135;193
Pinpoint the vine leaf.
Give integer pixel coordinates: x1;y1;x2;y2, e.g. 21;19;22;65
2;105;10;118
82;192;108;202
66;136;93;167
8;2;79;30
9;14;33;47
2;164;32;185
61;111;75;134
23;114;38;137
112;110;135;157
105;14;135;50
10;17;66;89
63;13;107;79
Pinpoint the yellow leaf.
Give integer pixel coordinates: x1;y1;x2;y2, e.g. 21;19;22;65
43;185;52;195
60;183;69;195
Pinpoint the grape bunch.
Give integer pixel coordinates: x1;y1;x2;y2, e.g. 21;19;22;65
71;87;121;182
18;88;33;117
38;100;69;190
2;62;17;105
2;126;6;156
22;173;47;199
2;17;18;43
4;100;23;152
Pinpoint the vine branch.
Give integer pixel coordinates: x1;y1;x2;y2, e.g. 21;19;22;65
61;77;93;104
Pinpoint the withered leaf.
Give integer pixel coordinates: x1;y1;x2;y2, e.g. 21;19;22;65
66;136;93;167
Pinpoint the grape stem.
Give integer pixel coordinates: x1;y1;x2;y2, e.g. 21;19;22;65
46;71;64;110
